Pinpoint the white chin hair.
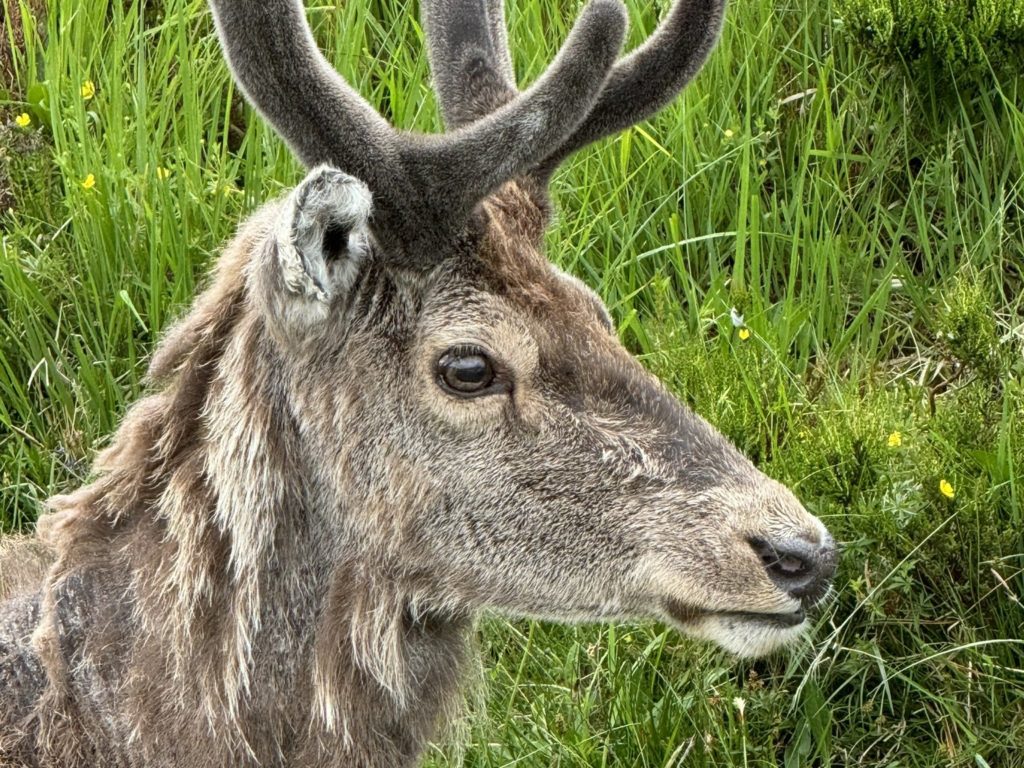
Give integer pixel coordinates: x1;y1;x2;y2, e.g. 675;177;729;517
683;614;808;658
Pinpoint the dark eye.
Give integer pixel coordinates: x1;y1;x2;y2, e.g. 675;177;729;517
436;347;498;397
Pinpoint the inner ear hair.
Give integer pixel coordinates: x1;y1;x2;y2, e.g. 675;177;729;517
289;166;372;255
274;166;372;304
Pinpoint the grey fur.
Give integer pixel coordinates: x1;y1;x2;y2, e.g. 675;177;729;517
274;166;372;306
421;0;519;127
0;2;835;766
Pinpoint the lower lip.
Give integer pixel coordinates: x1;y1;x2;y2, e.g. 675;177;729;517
725;610;806;627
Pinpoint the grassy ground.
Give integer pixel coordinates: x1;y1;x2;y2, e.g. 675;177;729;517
1;0;1022;765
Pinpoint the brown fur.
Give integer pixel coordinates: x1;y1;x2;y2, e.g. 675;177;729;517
1;165;834;765
1;0;836;763
0;180;833;766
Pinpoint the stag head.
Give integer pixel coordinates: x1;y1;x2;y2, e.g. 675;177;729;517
202;0;835;659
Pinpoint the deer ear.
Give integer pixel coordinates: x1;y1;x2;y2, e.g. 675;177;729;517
271;165;373;306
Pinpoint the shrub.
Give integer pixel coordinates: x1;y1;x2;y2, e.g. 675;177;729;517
936;273;1001;382
834;0;1024;79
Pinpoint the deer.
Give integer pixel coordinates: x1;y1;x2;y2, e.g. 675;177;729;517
0;0;837;765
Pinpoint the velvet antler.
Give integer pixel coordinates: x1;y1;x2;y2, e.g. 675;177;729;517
420;0;727;178
209;0;627;256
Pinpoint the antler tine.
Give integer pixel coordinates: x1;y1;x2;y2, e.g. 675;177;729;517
413;0;628;215
421;0;726;183
208;0;400;193
537;0;727;176
421;0;518;129
485;0;517;90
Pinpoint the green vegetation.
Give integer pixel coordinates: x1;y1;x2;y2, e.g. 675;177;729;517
1;0;1022;764
835;0;1024;79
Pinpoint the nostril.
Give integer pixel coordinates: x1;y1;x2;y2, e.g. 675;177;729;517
775;553;808;577
750;537;810;578
749;536;834;602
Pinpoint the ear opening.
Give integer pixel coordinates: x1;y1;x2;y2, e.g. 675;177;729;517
322;221;352;264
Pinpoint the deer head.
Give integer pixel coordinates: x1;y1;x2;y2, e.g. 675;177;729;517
200;0;836;660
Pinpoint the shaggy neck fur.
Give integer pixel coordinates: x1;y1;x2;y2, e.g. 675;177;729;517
19;216;469;767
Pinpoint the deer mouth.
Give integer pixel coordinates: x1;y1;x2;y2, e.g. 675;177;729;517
725;609;806;627
663;599;807;629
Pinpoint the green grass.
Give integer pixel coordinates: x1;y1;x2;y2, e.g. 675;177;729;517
1;0;1022;765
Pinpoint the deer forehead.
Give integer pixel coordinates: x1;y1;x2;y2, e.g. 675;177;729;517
414;184;614;347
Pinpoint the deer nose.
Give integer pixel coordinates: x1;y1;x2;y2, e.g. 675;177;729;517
748;534;836;605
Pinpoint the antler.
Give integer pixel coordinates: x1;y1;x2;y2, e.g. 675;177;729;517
208;0;627;254
538;0;727;175
421;0;727;176
421;0;519;128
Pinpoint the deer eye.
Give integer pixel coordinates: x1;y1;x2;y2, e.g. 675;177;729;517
436;347;499;397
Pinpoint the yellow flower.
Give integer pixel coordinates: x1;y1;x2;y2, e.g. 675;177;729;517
156;166;171;180
81;80;96;100
14;112;31;128
724;128;735;139
81;173;96;190
738;327;751;341
939;479;955;499
887;431;902;448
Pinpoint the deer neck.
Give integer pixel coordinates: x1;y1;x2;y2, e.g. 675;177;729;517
308;562;473;764
152;354;473;764
39;319;469;766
